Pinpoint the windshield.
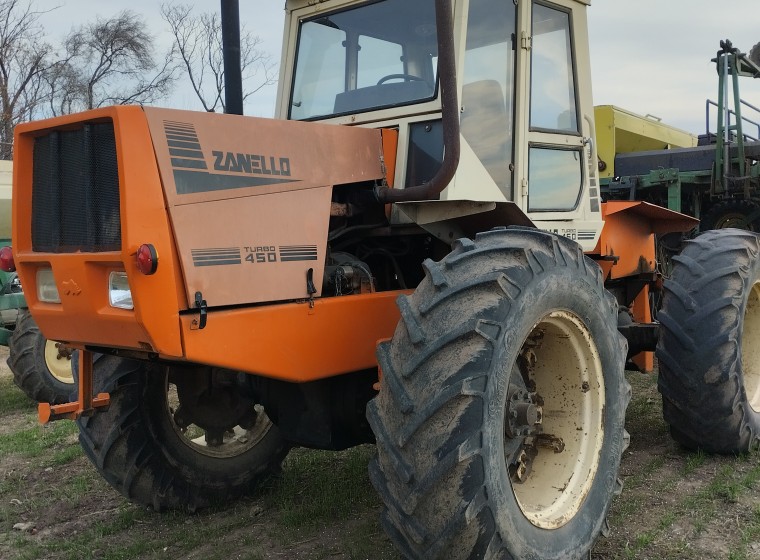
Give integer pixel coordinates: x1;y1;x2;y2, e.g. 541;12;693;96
290;0;438;120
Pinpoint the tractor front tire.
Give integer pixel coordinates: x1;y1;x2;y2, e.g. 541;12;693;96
367;228;630;560
7;310;74;404
77;355;289;511
657;228;760;452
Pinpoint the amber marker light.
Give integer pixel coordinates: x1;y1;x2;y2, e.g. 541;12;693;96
0;247;15;272
136;244;158;275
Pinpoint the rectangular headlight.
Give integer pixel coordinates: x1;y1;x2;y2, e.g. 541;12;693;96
109;271;133;310
37;268;60;303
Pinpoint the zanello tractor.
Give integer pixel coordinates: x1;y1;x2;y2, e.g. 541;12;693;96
5;0;760;558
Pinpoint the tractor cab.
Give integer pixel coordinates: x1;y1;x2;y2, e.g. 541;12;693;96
278;0;603;250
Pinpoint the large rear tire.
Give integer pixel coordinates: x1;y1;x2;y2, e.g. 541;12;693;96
77;355;289;511
700;199;760;232
367;228;630;559
657;228;760;452
7;310;74;404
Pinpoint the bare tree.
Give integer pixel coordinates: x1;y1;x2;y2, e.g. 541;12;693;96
161;2;276;113
49;10;175;114
0;0;55;159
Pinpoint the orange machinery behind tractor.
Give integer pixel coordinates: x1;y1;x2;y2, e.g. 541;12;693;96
6;1;760;559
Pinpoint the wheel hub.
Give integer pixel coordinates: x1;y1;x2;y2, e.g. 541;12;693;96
505;388;543;438
172;368;257;445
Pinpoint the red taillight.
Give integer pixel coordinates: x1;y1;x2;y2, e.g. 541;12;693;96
0;246;15;272
136;244;158;275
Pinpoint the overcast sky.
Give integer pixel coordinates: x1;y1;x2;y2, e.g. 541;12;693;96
36;1;760;135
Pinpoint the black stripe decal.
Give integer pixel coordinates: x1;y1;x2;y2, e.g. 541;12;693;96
192;246;242;267
173;169;298;194
193;259;242;266
168;140;202;150
192;255;240;262
164;121;195;129
281;257;318;262
172;158;208;170
166;133;200;141
169;148;205;159
280;245;318;262
192;248;240;254
191;250;241;256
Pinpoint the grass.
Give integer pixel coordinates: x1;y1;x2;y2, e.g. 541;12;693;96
3;365;760;559
0;375;36;415
0;421;79;458
265;446;380;532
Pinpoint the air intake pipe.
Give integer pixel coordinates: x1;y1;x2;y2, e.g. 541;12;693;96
221;0;244;115
375;0;460;203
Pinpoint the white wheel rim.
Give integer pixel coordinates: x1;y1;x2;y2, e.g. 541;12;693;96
44;340;74;384
509;311;605;529
743;282;760;412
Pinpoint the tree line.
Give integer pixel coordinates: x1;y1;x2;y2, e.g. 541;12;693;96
0;0;275;159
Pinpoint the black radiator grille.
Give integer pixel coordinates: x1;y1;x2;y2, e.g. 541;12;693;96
31;122;121;253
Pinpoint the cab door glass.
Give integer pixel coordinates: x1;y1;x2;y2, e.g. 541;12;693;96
528;147;583;211
530;3;578;133
461;0;517;193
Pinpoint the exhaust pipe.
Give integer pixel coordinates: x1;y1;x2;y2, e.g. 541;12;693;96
221;0;244;115
375;0;460;203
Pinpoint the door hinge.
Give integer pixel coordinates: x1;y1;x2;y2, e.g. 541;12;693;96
521;32;532;51
521;177;529;197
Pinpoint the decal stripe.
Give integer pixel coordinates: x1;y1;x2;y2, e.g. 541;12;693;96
194;259;242;267
191;247;242;267
171;158;208;170
166;133;200;141
168;140;202;150
173;169;298;194
169;148;205;159
192;255;241;261
191;248;241;253
280;245;318;262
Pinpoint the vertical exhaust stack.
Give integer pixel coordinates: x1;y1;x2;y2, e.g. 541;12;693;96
221;0;244;115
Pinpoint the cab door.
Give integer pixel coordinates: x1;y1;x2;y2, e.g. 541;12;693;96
516;0;602;246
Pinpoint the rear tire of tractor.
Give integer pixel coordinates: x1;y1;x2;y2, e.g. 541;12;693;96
7;310;75;404
700;199;760;232
367;228;630;560
657;228;760;452
77;355;289;511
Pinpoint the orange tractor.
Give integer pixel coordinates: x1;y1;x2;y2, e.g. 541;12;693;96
6;0;760;558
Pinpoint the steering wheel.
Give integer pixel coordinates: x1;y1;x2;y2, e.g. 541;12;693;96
377;74;427;85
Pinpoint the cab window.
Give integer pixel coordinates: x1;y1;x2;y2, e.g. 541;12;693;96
290;0;438;120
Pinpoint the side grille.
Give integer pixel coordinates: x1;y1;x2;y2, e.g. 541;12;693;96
31;122;121;253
